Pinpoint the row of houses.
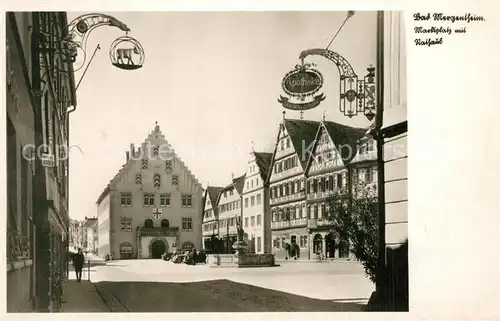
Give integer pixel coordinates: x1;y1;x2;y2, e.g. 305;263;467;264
68;217;98;253
202;118;377;260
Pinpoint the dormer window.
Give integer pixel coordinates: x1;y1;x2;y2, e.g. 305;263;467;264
153;145;159;156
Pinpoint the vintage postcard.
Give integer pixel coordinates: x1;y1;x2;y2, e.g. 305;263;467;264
3;1;499;320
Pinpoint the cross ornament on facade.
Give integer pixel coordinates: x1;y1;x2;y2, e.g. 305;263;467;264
152;207;162;220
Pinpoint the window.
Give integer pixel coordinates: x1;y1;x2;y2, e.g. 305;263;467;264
251;216;255;226
120;217;132;232
286;138;290;148
250;196;255;206
337;173;342;188
144;219;154;228
182;195;193;207
272;210;277;222
160;194;171;207
120;242;133;254
120;193;132;206
298;205;303;218
257;237;262;252
143;193;154;206
299;235;308;248
256;194;261;204
245;198;249;208
182;241;194;251
256;178;259;186
182;217;193;231
245;217;249;227
314;204;319;219
161;219;170;227
291;235;297;244
366;167;373;183
321;203;327;218
257;214;262;225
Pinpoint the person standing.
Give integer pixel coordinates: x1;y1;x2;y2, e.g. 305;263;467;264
73;248;85;282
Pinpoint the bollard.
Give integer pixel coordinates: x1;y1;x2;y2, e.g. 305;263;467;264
87;259;90;281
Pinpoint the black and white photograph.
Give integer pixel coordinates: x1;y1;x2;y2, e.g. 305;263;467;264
3;2;498;319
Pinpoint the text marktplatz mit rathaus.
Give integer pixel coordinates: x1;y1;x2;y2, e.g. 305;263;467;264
414;26;452;36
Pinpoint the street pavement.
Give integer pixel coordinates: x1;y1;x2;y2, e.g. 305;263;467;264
79;258;374;312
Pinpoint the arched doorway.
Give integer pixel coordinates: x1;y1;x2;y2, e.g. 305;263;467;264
313;234;323;254
325;233;336;258
151;239;166;258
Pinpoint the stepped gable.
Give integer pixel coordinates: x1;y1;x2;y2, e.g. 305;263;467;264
144;123;203;190
322;121;367;164
283;119;321;169
253;152;273;181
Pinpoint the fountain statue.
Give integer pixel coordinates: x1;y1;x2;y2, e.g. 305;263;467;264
232;216;248;254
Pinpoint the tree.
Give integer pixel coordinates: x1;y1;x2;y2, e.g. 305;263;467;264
327;181;379;283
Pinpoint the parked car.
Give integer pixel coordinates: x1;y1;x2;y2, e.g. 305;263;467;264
195;250;211;264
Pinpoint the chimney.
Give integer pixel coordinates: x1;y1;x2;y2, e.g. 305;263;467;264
231;172;234;180
126;151;130;162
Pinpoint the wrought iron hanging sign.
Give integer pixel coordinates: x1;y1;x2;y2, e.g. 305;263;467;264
109;35;145;70
297;50;376;121
280;10;377;121
278;62;326;112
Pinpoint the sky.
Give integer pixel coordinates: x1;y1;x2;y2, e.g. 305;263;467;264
67;11;405;221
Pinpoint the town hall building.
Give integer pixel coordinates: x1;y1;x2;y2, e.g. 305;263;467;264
96;123;204;259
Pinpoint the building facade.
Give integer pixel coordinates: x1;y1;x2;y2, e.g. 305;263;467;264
6;12;77;312
6;12;37;312
381;10;408;310
96;123;204;259
202;186;223;250
241;151;273;254
216;175;245;253
268;119;320;260
83;217;98;252
304;121;367;260
96;187;111;258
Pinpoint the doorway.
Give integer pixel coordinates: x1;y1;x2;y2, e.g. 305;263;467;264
325;233;335;258
151;239;166;259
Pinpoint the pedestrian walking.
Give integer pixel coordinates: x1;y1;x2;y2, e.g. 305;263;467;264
73;248;85;282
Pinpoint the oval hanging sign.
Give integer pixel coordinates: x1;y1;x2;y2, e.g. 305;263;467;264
282;66;323;98
278;63;326;111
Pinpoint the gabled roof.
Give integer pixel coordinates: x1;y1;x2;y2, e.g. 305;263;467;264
96;186;110;205
322;121;366;162
232;174;246;194
83;218;97;228
266;119;321;184
254;152;273;181
284;119;321;169
218;174;246;203
205;186;223;206
305;121;367;172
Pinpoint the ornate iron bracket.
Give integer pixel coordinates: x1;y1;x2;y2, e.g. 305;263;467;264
299;48;376;121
